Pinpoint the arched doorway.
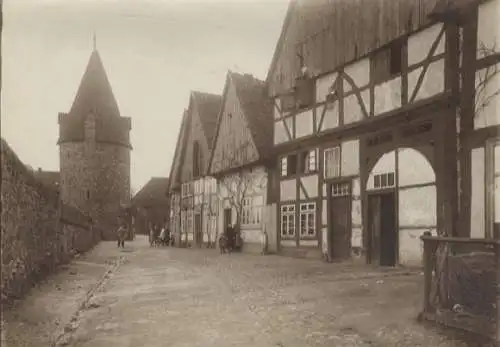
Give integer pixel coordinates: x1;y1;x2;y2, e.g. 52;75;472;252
366;147;437;267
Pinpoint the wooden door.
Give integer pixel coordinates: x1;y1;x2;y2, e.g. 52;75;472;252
379;193;397;266
368;192;397;266
224;208;232;229
194;214;202;247
329;182;352;261
330;196;352;260
368;195;382;265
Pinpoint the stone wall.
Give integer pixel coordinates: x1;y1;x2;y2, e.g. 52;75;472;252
1;139;98;305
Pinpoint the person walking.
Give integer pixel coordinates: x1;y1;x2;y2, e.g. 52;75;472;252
116;223;127;248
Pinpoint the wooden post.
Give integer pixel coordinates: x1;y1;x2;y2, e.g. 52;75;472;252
422;235;434;314
496;243;500;344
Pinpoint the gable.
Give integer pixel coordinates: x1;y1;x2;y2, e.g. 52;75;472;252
267;0;442;97
168;110;189;191
179;100;211;182
209;75;259;175
133;177;169;206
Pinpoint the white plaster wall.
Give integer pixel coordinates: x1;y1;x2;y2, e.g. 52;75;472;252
321;227;328;254
343;94;364;125
241;228;262;243
352;177;361;196
322;199;328;225
281;239;296;247
300;240;318;247
318;102;339;131
477;0;500;58
367;151;396;190
352;199;362;227
295;109;314;138
407;24;445;67
398;148;435;187
496;177;500;223
374;77;402;116
474;64;500;129
280;179;297;201
316;72;338;103
343;58;370;93
399;185;437;227
408;59;445;102
274;120;289;144
341;140;360;176
470;147;486;238
496;145;500;172
300;174;318;198
399;228;437;267
351;228;362;248
274;101;281;119
285;117;294;138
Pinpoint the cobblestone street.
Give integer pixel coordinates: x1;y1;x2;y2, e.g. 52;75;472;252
3;236;474;347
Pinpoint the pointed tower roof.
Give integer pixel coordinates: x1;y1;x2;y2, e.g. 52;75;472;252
59;48;130;147
69;49;120;119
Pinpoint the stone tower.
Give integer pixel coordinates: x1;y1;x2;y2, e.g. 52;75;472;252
58;47;132;240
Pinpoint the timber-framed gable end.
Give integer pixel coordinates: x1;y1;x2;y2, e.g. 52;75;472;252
273;20;451;150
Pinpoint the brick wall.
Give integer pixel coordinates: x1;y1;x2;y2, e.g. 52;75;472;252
1;139;98;305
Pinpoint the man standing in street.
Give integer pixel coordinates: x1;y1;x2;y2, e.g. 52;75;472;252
116;222;128;248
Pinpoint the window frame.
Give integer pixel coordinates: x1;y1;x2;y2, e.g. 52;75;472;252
280;204;296;238
299;202;316;238
241;195;263;227
301;149;318;174
323;146;341;179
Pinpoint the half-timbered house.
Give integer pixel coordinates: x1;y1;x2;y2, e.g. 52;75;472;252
208;71;276;253
167;92;222;247
267;0;500;266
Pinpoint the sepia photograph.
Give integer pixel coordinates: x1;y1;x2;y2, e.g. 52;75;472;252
1;0;499;345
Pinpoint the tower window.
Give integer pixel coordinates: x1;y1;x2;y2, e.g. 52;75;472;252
86;190;90;200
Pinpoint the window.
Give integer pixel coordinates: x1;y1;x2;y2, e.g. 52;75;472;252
288;154;297;176
295;77;315;109
241;196;263;226
373;172;395;189
371;39;406;84
281;154;298;177
281;157;288;176
300;202;316;237
193;141;202;178
280;204;296;237
324;147;341;178
390;40;403;75
301;149;318;174
86;190;90;200
331;182;350;197
187;210;193;230
281;93;296;113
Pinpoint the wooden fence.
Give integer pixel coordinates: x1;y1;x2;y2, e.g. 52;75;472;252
420;235;500;343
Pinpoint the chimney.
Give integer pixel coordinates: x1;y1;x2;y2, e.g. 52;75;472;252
38;167;42;173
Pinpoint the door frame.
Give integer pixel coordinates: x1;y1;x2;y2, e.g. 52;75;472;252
194;213;203;247
366;188;398;266
223;208;232;229
326;178;353;261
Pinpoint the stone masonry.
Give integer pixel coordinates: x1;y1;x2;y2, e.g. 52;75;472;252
1;139;99;306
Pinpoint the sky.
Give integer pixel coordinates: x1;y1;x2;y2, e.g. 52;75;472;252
1;0;288;192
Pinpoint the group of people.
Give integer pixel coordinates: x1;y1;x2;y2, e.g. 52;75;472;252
149;224;173;247
218;225;243;254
